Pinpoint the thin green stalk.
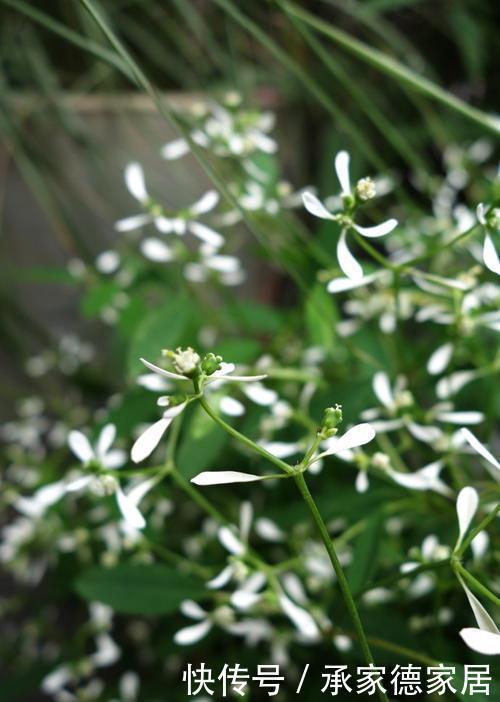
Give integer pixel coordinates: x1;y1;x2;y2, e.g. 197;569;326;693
356;559;449;598
456;502;500;558
454;562;500;608
195;387;386;687
196;388;293;475
293;472;388;701
281;1;500;135
366;635;437;667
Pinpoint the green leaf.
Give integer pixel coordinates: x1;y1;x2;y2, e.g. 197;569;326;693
347;513;383;593
127;294;195;376
226;300;284;335
75;564;205;615
215;337;262;363
305;283;337;351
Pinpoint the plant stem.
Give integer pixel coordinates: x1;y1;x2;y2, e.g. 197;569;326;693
195;391;386;691
293;473;388;702
454;562;500;608
455;502;500;558
196;390;293;475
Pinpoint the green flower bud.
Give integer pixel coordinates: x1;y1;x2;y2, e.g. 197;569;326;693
319;404;343;438
201;352;223;376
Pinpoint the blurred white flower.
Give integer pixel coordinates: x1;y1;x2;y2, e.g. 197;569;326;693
302;151;397;280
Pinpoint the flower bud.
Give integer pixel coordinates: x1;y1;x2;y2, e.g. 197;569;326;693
319;404;343;437
201;352;223;376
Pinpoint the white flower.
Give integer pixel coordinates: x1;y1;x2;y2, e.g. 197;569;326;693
115;162;224;248
362;371;484;445
139;356;267;385
387;460;453;498
302;151;397;280
161;104;277;161
68;424;126;469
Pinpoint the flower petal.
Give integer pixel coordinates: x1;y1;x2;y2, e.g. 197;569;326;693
242;383;277;406
337;229;363;280
140;238;174;262
278;593;320;640
436;370;477;399
174;620;212;646
96;424;116;460
116;487;146;530
139;358;187;381
161;138;190;160
327;271;381;293
461;428;500;470
218;526;245;556
458;577;499;633
483;233;500;275
189;190;219;215
68;430;94;463
259;441;301;459
131;417;172;463
355;470;369;493
353;218;398;238
460;628;500;655
373;371;394;408
191;471;267;485
334;150;351;196
115;213;152;232
188;222;224;248
302;191;335;220
219;396;245;417
125;162;147;202
180;599;207;620
206;565;234;590
436;411;484;425
427;343;454;375
456;486;479;546
319;423;375;458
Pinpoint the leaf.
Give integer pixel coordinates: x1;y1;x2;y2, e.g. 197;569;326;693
75;564;205;615
305;283;337;351
127;294;196;376
347;513;383;593
226;300;284;335
215;337;262;363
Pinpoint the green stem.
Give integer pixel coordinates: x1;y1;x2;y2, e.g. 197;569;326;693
196;388;293;475
454;562;500;607
455;502;500;558
356;559;449;598
293;472;388;701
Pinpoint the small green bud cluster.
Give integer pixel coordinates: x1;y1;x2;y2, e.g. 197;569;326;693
485;207;500;230
319;404;343;438
201;352;223;376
